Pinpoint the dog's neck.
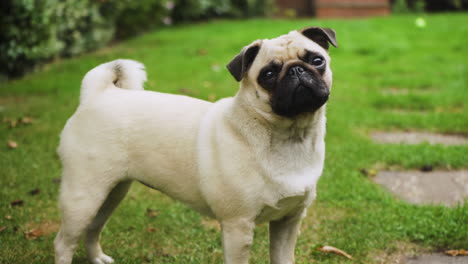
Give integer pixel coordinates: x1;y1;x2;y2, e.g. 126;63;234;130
230;90;326;147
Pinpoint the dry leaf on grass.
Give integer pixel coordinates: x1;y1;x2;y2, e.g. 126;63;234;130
146;208;159;218
197;48;208;56
318;245;353;260
178;88;194;96
20;116;34;124
359;168;377;177
445;249;468;256
29;188;41;196
24;229;44;240
0;226;7;232
9;120;17;128
146;227;156;233
7;140;18;149
10;199;24;206
208;94;217;102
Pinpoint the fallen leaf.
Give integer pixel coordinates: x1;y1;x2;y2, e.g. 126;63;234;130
24;221;59;237
29;188;41;195
7;140;18;149
201;218;220;231
208;94;217;102
359;168;377;177
318;245;353;260
24;229;44;240
197;49;208;56
9;120;17;128
0;226;7;232
178;88;194;95
146;227;156;233
420;164;433;172
445;249;468;256
10;199;24;207
146;208;159;218
20;116;33;124
5;215;12;220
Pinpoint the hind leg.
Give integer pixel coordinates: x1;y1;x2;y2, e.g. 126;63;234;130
54;167;125;264
85;181;132;264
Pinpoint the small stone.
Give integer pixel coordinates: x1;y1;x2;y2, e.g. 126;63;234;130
371;131;468;146
374;170;468;206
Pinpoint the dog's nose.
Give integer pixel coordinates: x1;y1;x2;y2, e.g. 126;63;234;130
288;66;305;76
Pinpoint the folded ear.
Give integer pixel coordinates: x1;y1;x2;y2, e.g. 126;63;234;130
226;41;262;82
300;27;338;50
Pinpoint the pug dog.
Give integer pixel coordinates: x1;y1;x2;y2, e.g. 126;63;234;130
54;26;337;264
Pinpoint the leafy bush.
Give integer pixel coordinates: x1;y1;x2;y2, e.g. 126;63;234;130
392;0;468;13
0;0;115;77
0;0;61;77
56;1;115;56
392;0;425;13
101;0;170;39
0;0;273;79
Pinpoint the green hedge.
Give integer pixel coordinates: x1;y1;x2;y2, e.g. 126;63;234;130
0;0;272;79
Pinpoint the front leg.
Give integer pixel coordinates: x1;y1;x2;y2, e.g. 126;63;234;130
221;218;255;264
269;208;307;264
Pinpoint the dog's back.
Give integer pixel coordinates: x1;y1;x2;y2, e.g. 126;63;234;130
58;60;212;206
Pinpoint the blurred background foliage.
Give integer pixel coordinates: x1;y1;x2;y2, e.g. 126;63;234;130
0;0;466;79
392;0;468;13
0;0;272;79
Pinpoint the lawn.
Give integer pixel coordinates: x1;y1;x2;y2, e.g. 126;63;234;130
1;13;467;264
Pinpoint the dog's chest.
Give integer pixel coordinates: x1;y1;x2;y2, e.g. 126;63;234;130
255;191;313;223
252;143;323;223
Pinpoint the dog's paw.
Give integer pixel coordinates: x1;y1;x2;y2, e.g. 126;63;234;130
90;254;114;264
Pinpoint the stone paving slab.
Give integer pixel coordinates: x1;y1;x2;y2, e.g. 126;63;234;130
374;170;468;206
406;254;468;264
371;132;468;145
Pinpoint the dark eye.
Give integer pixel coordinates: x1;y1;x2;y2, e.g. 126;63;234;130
311;56;325;67
262;70;277;79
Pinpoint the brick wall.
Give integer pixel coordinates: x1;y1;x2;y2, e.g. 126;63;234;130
315;0;390;18
275;0;391;18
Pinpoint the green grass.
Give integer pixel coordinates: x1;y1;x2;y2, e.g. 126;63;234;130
1;13;468;264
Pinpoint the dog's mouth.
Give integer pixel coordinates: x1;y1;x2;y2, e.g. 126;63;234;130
270;71;329;118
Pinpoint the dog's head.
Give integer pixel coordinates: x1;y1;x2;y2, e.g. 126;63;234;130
227;27;337;118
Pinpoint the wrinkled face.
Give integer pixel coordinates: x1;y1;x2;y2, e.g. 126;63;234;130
227;28;337;118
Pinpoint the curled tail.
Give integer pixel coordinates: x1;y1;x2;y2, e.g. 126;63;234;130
80;59;147;104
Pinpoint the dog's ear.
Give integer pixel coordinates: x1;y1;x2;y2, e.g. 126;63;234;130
227;41;262;82
300;27;338;50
